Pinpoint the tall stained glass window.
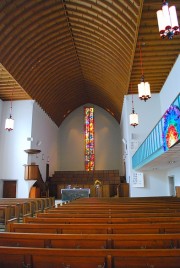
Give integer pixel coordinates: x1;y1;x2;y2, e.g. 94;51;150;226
84;107;95;171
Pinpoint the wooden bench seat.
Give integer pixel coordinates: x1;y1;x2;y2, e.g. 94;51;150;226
0;232;180;249
7;222;180;234
39;211;180;219
0;199;38;220
71;197;180;203
0;197;55;212
0;201;32;217
0;203;27;228
1;198;43;213
59;202;180;209
0;246;180;268
53;205;180;212
23;215;180;224
0;197;55;213
0;206;12;226
2;197;180;267
0;197;55;230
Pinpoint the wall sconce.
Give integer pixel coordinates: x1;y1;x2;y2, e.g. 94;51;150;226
36;140;42;146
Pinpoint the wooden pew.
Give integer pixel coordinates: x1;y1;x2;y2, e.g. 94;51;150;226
71;196;180;204
39;211;180;219
0;197;55;212
0;203;27;228
24;215;180;224
1;198;43;213
58;196;180;210
74;204;180;210
58;202;180;209
0;199;36;219
0;197;55;215
0;232;180;249
0;246;180;267
0;206;11;227
3;197;180;267
0;197;55;230
51;205;180;212
7;222;180;234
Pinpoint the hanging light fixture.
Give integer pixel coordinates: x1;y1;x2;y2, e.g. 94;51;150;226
5;81;14;131
129;84;139;128
138;42;151;102
157;1;180;39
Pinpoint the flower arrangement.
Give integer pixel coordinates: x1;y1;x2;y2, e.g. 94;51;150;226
94;179;102;187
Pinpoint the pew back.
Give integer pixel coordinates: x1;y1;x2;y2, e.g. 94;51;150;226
0;232;180;249
7;222;180;234
0;247;180;268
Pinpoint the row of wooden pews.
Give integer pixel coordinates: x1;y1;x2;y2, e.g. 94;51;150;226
1;196;180;267
0;197;55;230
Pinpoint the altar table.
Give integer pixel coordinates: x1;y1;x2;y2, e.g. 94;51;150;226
61;188;90;201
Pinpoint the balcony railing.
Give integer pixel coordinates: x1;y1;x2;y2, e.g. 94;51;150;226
132;93;180;170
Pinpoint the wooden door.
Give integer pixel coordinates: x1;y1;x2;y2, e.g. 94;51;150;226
3;180;17;198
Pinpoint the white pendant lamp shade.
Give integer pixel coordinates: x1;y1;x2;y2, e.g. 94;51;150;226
157;10;166;33
162;3;171;29
5;116;14;131
130;110;139;128
169;6;179;31
138;81;151;101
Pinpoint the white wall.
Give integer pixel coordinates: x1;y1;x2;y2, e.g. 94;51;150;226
0;100;3;197
0;99;2;123
120;94;161;186
31;102;59;179
58;106;84;171
0;100;33;197
95;105;120;170
160;54;180;113
159;55;180;191
120;54;180;197
59;104;120;171
166;166;180;188
119;97;130;178
130;170;169;197
0;100;59;197
126;94;161;144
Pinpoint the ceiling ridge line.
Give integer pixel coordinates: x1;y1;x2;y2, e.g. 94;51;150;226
61;0;85;81
128;0;144;95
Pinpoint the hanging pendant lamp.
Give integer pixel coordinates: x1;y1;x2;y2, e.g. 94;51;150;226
157;0;180;39
5;81;14;131
138;42;151;102
129;85;139;127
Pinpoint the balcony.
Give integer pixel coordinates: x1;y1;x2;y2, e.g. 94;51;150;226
132;94;180;171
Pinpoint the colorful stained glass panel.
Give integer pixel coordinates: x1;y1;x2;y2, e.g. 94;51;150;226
84;107;95;171
162;105;180;151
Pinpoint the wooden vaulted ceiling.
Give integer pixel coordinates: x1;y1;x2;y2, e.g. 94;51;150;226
0;0;179;127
